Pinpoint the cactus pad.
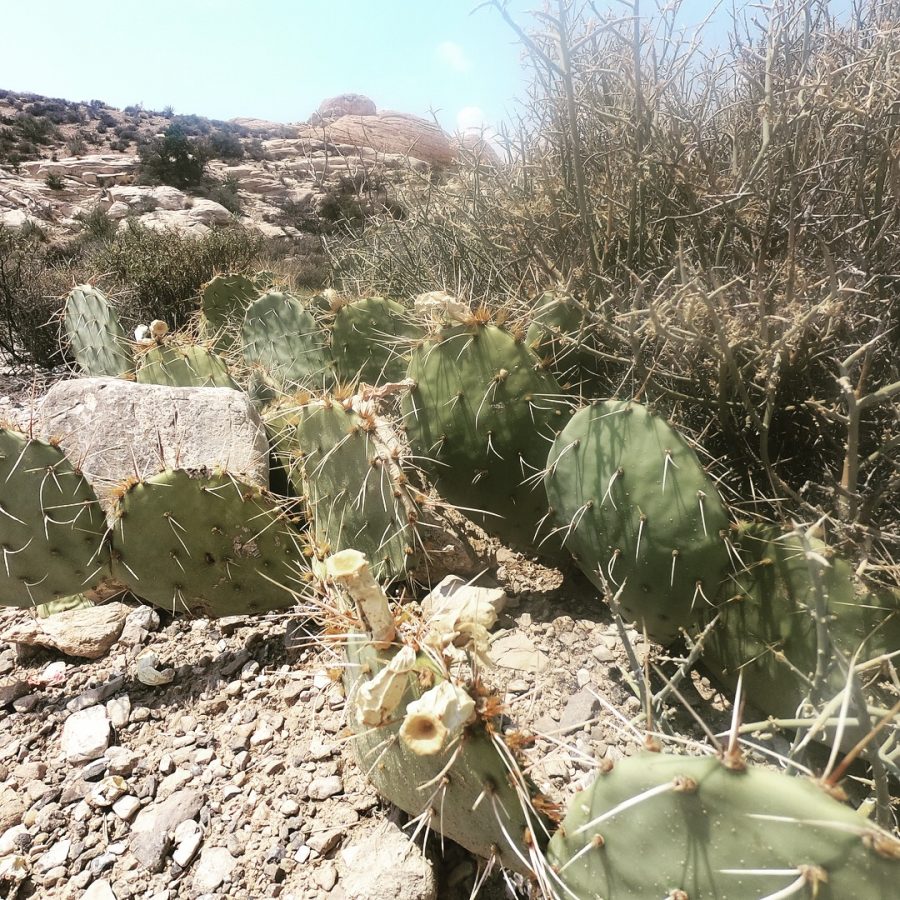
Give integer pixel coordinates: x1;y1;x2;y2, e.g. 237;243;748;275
0;429;108;608
200;273;260;350
544;400;730;643
702;523;900;723
345;635;550;875
136;344;239;390
241;291;334;389
268;399;417;581
110;468;302;617
64;285;132;378
547;752;900;898
332;297;422;385
403;323;567;558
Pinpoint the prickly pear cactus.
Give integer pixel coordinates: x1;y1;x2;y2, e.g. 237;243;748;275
403;322;568;559
0;428;108;608
241;291;334;389
136;344;239;390
110;468;302;617
200;273;260;350
544;400;730;644
326;551;551;876
332;297;423;385
268;398;417;582
547;752;900;898
64;285;132;378
701;522;900;724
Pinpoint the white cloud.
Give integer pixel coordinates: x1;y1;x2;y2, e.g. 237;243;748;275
456;106;486;133
437;41;472;74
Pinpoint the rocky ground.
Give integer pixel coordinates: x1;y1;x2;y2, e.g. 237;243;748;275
0;543;736;900
0;361;763;900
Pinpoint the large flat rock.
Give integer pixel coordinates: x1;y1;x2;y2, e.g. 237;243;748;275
39;378;269;511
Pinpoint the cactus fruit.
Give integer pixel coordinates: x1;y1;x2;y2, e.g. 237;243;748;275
701;523;900;724
403;322;568;559
63;285;132;378
0;428;108;608
546;752;900;898
332;297;423;385
326;550;551;876
110;468;302;617
241;291;334;389
544;400;730;644
136;343;239;390
199;273;260;350
268;399;417;582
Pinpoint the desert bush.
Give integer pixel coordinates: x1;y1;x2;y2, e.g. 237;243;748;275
137;124;209;189
91;222;264;326
45;172;64;190
66;134;89;155
75;207;117;241
15;112;58;145
199;176;242;215
206;130;244;161
0;226;69;366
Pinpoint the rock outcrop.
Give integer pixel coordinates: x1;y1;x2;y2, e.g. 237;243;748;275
309;93;377;125
303;110;453;167
0;92;476;244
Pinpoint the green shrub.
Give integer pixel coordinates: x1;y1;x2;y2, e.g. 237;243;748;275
91;222;265;327
201;176;242;215
206;130;244;161
137;124;209;190
0;226;69;366
45;172;64;190
75;206;116;241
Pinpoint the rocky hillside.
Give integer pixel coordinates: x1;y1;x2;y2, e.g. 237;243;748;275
0;89;485;246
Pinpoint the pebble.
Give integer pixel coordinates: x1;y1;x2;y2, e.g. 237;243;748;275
112;794;141;821
172;819;203;867
307;775;343;800
314;861;338;891
35;837;70;873
107;696;131;728
279;799;300;817
61;706;111;764
82;877;117;898
129;788;203;871
591;644;615;662
105;746;138;776
192;846;236;893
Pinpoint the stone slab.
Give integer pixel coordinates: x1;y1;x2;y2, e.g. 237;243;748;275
38;378;269;513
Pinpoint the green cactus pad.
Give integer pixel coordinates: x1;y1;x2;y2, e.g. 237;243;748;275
702;523;900;723
64;285;132;378
0;429;108;608
544;400;730;644
136;344;239;390
332;297;423;385
110;469;302;617
547;752;900;898
524;292;605;395
403;323;568;559
241;291;334;389
345;636;550;876
268;399;417;582
200;273;260;350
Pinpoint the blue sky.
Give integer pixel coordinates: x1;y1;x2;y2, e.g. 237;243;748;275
0;2;851;133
